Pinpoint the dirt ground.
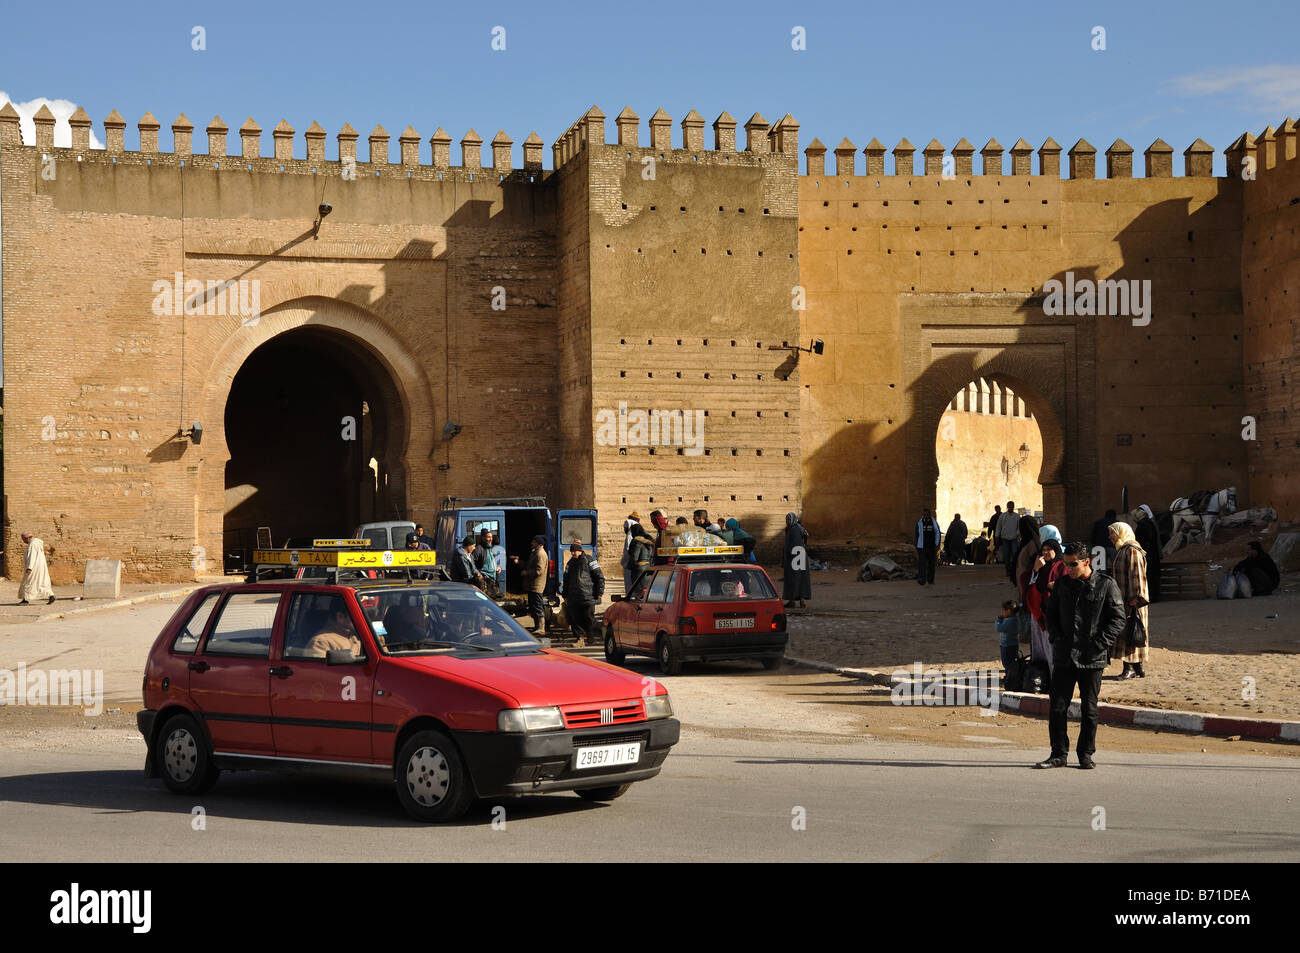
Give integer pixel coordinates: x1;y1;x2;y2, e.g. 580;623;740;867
779;562;1300;721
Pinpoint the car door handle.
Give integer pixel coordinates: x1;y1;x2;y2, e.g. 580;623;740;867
269;666;293;678
187;660;209;673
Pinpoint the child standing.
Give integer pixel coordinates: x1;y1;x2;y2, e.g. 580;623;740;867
995;599;1020;683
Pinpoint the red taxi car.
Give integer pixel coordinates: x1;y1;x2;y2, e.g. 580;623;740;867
138;552;678;822
601;551;788;674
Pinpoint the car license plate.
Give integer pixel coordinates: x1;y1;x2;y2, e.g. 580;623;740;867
574;742;641;770
716;618;754;629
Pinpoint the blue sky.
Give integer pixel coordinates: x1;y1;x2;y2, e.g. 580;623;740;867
2;0;1298;176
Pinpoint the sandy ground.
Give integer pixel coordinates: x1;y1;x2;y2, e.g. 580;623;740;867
779;563;1300;721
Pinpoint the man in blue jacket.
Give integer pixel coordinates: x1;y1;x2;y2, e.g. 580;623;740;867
915;508;941;586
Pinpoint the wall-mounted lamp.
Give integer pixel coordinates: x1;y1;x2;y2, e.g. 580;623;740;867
180;422;203;445
767;338;825;357
313;202;333;239
1002;442;1031;482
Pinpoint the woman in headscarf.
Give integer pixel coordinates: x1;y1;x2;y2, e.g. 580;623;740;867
1026;537;1065;680
724;518;757;562
782;512;811;608
1109;521;1150;679
1014;515;1041;603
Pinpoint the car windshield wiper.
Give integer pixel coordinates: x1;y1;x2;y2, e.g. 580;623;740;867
413;639;497;652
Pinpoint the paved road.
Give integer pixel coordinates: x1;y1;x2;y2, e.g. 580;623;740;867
1;735;1296;862
2;597;1297;861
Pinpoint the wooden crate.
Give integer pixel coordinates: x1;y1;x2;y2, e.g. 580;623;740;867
1159;563;1208;600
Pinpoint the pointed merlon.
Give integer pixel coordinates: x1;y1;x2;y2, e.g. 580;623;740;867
1106;138;1132;153
836;137;856;151
1069;138;1094;153
1184;137;1213;153
399;126;420;142
138;110;159;128
981;137;1001;152
746;111;768;126
1010;138;1032;152
492;130;512;145
524;130;543;145
682;109;704;124
461;128;482;144
616;106;638;121
895;137;914;150
864;138;886;152
924;138;944;152
1039;137;1060;151
240;117;261;133
33;103;57;123
1146;138;1173;152
338;122;359;138
650;107;672;122
172;112;193;131
0;101;19;120
206;115;228;132
104;109;126;127
305;120;326;137
430;127;451;143
273;118;293;133
952;137;974;152
370;124;389;138
806;137;827;152
585;105;605;119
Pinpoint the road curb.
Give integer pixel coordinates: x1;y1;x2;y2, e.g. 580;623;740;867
788;656;1300;744
36;586;203;623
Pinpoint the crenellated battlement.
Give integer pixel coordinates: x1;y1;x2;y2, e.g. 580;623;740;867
0;101;548;182
1224;116;1299;183
550;105;799;171
799;132;1253;179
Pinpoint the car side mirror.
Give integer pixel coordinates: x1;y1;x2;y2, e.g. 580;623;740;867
326;649;362;665
610;594;623;602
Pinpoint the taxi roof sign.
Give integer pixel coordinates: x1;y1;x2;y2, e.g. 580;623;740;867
253;549;436;568
311;538;370;548
655;544;744;557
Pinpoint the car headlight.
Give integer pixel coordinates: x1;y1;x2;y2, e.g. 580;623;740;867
497;706;564;732
644;694;673;720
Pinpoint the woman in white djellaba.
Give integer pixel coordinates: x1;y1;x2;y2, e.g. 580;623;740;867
17;531;55;605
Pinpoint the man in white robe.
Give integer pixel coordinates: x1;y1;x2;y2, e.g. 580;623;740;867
18;532;55;605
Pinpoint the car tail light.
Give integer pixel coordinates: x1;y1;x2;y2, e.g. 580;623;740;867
679;616;698;634
772;613;787;632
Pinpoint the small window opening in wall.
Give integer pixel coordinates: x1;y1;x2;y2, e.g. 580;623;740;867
730;495;737;501
731;449;738;456
649;448;656;455
650;205;656;210
852;201;858;207
680;206;686;211
783;450;790;456
763;208;769;214
738;207;745;213
620;371;626;378
622;203;627;209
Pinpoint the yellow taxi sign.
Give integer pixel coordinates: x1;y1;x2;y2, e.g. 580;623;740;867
311;538;369;548
252;549;436;568
655;545;744;557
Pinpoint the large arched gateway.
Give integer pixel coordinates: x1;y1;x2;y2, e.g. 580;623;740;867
194;297;438;574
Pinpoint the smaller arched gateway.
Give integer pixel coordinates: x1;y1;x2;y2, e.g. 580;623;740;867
900;293;1098;541
195;297;437;574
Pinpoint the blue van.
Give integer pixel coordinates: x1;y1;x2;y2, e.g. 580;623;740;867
433;498;597;597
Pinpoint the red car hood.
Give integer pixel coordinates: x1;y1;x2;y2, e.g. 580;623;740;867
397;650;657;709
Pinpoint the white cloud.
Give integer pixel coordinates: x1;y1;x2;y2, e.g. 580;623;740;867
1167;65;1300;116
0;91;105;149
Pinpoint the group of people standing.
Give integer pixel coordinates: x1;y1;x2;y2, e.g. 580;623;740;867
993;513;1155;769
618;509;760;592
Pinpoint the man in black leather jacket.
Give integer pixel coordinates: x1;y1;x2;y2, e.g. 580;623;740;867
562;542;605;645
1037;540;1126;769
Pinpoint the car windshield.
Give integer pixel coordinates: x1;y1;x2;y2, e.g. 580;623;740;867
359;585;542;656
686;568;778;602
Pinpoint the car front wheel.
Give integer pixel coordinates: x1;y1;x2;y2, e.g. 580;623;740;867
395;730;475;822
604;625;626;665
658;635;682;676
761;656;784;671
157;713;220;795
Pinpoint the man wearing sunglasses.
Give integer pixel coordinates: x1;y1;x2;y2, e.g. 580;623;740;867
1036;541;1126;770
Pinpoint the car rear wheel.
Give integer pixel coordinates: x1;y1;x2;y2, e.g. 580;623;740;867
157;713;220;795
604;625;626;665
657;635;682;676
761;656;784;671
395;730;475;822
576;783;631;802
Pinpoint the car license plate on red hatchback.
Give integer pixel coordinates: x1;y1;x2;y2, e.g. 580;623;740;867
574;742;641;770
715;617;754;629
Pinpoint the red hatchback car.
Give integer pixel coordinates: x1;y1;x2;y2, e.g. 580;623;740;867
138;578;679;821
602;562;788;674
